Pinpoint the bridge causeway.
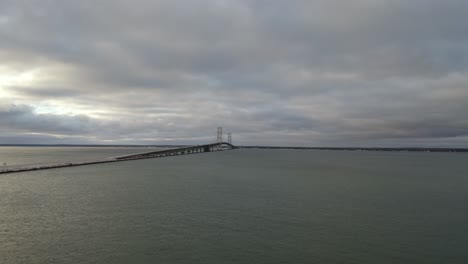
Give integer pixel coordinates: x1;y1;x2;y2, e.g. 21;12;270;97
0;142;237;175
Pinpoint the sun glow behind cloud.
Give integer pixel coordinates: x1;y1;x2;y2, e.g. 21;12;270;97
0;67;40;98
0;63;110;117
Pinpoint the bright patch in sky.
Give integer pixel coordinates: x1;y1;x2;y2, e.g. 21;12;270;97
0;67;41;99
0;68;39;87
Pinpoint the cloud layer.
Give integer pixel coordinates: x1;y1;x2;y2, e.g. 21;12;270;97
1;0;467;146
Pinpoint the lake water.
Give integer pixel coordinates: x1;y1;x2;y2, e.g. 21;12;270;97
1;147;467;263
0;147;164;167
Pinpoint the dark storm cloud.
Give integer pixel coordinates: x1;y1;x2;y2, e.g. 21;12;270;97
11;86;79;98
0;0;467;146
0;104;95;135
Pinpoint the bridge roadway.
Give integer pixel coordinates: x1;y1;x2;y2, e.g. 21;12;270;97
0;142;237;175
114;142;236;160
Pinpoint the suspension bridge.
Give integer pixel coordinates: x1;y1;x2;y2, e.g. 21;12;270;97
0;127;236;174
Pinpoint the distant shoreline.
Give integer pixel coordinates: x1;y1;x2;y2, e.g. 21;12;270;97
239;146;468;153
0;144;467;153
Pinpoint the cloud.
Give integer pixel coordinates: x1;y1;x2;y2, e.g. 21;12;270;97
0;104;95;135
0;0;467;146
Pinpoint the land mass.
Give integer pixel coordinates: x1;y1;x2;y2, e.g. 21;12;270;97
239;146;468;152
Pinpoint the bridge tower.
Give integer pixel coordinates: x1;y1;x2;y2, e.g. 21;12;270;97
217;127;223;143
228;133;232;144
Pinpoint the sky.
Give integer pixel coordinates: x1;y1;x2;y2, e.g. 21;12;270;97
0;0;467;147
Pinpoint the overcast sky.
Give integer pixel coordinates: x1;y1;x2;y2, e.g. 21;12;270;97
1;0;467;146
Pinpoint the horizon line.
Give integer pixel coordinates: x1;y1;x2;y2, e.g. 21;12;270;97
0;144;467;151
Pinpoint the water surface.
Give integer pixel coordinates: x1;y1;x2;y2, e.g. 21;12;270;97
1;149;467;263
0;146;163;167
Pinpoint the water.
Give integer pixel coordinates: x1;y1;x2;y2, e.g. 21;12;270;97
0;146;164;167
1;148;467;263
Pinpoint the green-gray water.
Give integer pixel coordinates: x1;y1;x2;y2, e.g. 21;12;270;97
1;148;467;263
0;147;164;167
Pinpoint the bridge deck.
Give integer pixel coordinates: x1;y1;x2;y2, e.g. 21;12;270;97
0;142;236;175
